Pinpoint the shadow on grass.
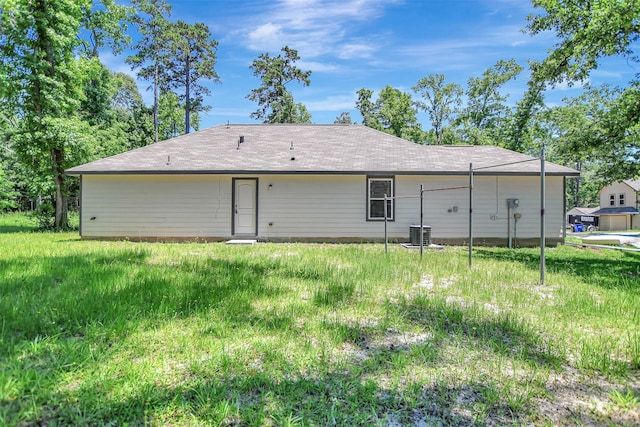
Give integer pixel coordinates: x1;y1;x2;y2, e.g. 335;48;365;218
0;246;559;425
0;250;286;346
39;299;541;426
474;247;640;292
393;295;563;369
46;365;498;426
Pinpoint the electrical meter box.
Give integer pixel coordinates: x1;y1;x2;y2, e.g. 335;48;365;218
507;198;519;209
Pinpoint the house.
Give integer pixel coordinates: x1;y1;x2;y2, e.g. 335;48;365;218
593;179;640;230
65;124;579;246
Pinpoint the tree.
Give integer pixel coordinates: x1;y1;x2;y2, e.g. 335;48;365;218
557;84;640;181
355;89;378;129
0;145;19;211
521;0;640;177
266;92;312;124
456;59;523;145
526;0;640;87
334;112;353;124
112;71;144;113
158;91;184;139
80;0;133;58
78;57;115;126
502;87;546;153
163;20;219;133
127;0;172;144
110;72;154;150
413;74;462;144
247;46;312;123
0;0;93;229
355;86;424;143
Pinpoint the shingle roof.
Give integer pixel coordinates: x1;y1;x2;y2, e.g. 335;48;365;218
567;207;600;216
623;179;640;191
65;124;579;176
592;207;640;215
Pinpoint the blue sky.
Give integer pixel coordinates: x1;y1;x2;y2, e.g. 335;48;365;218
103;0;639;129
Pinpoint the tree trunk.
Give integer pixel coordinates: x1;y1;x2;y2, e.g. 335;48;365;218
185;57;190;134
51;147;68;229
153;58;159;144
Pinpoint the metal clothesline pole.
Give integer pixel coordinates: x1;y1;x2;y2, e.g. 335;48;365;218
469;163;473;269
540;147;546;285
384;194;388;254
420;184;424;259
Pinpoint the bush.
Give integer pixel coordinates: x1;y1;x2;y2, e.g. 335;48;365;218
29;202;55;230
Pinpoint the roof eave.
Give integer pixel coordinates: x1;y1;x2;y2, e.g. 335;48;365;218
65;169;580;177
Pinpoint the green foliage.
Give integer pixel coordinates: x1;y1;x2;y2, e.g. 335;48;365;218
78;57;116;126
356;85;425;143
127;103;155;149
456;59;523;145
527;0;640;87
0;163;18;211
158;91;187;140
334;111;353;124
80;0;133;58
0;0;90;229
112;71;144;112
267;92;312;124
110;71;155;148
247;46;312;123
413;74;462;144
502;87;546;154
13;117;94;176
522;0;640;181
29;201;55;230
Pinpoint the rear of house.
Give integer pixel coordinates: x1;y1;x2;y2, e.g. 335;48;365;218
67;124;578;246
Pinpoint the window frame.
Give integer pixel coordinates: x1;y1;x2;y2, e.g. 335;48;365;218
609;194;616;206
367;176;395;221
619;193;626;206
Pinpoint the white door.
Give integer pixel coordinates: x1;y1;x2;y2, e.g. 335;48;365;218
234;179;257;235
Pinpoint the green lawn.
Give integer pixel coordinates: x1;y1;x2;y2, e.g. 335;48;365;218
1;213;638;426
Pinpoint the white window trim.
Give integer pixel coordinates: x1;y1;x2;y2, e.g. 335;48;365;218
367;177;394;221
619;193;626;206
609;193;616;206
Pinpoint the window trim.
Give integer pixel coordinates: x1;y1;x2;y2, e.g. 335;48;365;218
609;193;616;206
619;193;626;206
367;176;395;221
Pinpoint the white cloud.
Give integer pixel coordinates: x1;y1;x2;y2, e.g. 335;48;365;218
337;42;378;60
238;0;398;62
304;93;357;111
247;22;284;48
296;60;341;73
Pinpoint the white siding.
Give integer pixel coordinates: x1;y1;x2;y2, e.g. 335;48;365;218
81;175;232;238
80;173;565;242
394;175;564;240
599;181;634;207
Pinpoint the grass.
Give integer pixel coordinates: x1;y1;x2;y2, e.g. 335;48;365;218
1;213;639;426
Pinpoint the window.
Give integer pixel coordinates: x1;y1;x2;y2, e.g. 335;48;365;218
367;177;394;220
610;194;616;206
619;193;625;206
